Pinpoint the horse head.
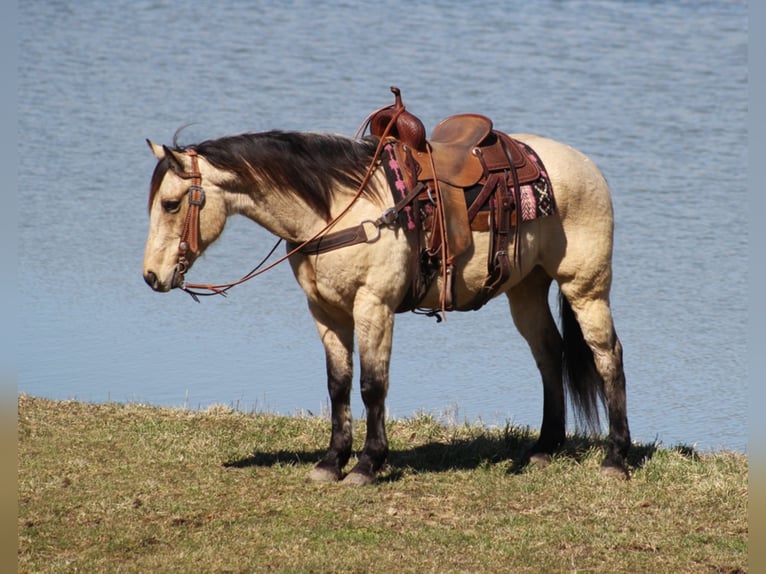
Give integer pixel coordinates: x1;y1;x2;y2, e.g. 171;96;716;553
142;140;227;292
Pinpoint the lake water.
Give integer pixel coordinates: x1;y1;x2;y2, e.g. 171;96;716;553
18;0;748;453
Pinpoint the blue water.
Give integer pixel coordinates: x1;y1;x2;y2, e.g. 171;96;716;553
18;0;748;453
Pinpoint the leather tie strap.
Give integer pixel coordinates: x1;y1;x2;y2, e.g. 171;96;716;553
289;178;427;256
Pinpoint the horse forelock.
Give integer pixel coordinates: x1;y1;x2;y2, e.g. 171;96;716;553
186;131;381;220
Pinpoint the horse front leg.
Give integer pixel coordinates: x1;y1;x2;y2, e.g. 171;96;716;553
307;307;355;483
342;295;394;486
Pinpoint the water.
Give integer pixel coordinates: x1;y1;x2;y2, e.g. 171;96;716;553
18;0;748;453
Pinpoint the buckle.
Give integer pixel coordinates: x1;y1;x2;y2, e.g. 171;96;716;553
379;207;397;226
188;185;205;206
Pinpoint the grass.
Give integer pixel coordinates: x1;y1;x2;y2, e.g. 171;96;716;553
17;394;748;573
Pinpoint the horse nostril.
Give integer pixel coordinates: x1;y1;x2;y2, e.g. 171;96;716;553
144;271;158;290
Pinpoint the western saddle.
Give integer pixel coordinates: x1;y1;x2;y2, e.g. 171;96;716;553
367;87;545;316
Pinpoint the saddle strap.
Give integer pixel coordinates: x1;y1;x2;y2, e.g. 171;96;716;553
466;172;503;223
464;137;523;311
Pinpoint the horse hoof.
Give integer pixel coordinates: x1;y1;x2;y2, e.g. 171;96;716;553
308;466;341;483
527;452;553;468
341;472;376;486
600;463;630;480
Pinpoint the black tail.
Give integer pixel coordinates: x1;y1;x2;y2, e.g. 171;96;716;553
559;292;606;433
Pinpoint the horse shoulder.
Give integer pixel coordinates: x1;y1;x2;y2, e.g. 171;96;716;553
289;228;411;315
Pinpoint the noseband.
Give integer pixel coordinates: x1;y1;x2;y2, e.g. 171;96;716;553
174;149;206;279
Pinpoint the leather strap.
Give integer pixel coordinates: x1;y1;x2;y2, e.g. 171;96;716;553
464;137;523;311
289;177;426;256
288;221;371;255
176;150;205;273
469;209;517;232
466;171;502;223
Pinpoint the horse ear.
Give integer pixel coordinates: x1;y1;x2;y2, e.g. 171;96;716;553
163;146;190;174
146;139;166;159
146;139;191;173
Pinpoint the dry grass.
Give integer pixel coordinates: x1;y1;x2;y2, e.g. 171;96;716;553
18;394;748;573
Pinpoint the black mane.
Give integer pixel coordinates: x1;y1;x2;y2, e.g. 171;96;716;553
149;131;381;220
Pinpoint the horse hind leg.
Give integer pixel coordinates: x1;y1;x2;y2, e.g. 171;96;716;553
559;287;631;479
507;267;566;465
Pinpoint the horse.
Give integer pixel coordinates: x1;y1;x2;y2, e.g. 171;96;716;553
142;121;632;484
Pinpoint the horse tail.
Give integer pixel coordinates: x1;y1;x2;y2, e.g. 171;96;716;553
559;292;606;432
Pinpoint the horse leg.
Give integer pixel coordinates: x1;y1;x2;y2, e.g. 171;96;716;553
307;307;355;483
342;294;394;486
559;288;631;479
506;267;566;465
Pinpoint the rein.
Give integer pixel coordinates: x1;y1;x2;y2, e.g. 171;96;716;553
174;108;405;300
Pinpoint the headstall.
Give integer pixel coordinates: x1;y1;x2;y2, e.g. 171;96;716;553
168;108;405;300
174;149;206;278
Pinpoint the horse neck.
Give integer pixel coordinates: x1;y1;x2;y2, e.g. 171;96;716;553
217;181;319;242
220;170;392;245
206;136;388;243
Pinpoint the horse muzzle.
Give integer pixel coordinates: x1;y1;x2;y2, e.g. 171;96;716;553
143;265;185;292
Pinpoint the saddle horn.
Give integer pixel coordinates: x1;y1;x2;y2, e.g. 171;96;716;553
369;86;427;152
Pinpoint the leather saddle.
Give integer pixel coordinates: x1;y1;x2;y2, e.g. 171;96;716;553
406;114;541;260
368;86;427;152
368;87;543;313
415;114;539;188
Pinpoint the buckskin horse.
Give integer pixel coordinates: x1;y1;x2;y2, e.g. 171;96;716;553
142;88;631;483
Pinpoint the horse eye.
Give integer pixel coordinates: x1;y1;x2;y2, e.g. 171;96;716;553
161;200;181;214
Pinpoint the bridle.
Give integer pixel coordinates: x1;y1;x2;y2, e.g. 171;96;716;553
167;106;405;301
174;149;205;279
167;148;284;299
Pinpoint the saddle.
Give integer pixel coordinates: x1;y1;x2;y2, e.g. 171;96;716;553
369;87;543;314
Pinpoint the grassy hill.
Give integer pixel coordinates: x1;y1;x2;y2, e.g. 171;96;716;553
18;395;747;573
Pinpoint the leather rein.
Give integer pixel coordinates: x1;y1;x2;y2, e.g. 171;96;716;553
171;110;406;300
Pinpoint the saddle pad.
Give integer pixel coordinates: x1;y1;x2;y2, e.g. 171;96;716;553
381;139;555;234
469;141;555;231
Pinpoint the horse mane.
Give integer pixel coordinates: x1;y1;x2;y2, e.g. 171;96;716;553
149;131;382;220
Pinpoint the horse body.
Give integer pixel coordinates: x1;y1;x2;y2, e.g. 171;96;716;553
143;128;630;483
